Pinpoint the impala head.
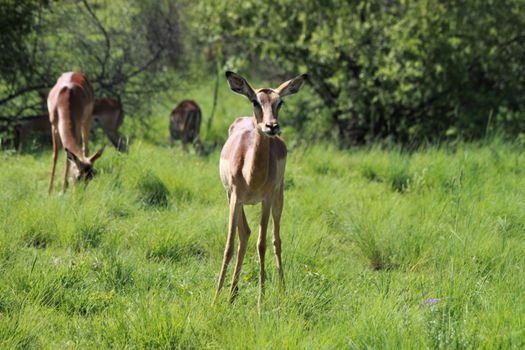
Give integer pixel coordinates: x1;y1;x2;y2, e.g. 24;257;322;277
65;147;105;182
225;71;307;137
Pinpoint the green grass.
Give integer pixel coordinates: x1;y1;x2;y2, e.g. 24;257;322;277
1;137;525;349
1;76;525;348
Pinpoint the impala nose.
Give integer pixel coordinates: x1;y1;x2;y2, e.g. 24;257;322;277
265;123;280;135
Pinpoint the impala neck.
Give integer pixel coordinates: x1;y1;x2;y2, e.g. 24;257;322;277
57;105;84;161
246;119;270;187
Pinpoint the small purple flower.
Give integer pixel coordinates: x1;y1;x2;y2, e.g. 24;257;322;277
420;298;440;307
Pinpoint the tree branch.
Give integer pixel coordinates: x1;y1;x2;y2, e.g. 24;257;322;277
82;0;111;78
0;84;50;106
112;48;164;85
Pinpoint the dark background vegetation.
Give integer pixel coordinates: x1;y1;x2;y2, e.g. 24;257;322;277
1;0;525;146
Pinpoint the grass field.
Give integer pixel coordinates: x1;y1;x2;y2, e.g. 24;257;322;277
1;80;525;348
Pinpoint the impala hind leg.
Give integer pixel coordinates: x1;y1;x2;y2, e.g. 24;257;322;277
61;150;70;193
272;185;285;288
229;207;251;302
257;199;271;308
214;192;240;301
48;125;59;194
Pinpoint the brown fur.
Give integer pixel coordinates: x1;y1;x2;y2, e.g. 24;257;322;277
0;115;51;149
215;71;307;306
5;98;124;151
92;98;126;151
12;115;50;150
169;100;202;151
47;72;104;193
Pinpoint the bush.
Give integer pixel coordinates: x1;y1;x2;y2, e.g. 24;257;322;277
194;0;525;145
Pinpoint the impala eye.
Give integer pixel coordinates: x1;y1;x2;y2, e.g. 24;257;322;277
252;100;260;108
277;100;284;109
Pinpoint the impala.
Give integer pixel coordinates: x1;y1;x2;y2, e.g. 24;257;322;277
169;100;201;151
92;97;126;152
11;98;125;152
47;72;104;193
14;115;50;150
215;71;307;305
0;115;50;150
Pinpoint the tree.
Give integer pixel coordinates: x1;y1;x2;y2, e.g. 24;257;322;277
193;0;525;145
0;0;50;117
0;0;183;132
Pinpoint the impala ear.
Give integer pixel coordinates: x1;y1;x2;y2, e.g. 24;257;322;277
88;146;105;163
65;148;82;166
225;71;257;102
276;73;308;97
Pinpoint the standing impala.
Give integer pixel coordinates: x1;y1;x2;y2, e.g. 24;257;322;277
215;71;307;305
47;72;104;193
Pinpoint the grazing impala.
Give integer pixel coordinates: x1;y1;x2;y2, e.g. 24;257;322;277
169;100;201;151
215;71;307;305
11;99;125;152
92;97;126;152
47;72;104;193
14;115;50;150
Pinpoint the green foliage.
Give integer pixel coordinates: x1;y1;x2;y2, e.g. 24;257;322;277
0;0;43;82
0;0;183;130
194;0;525;144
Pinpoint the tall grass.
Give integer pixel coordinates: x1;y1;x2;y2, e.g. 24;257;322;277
1;137;524;348
0;69;523;349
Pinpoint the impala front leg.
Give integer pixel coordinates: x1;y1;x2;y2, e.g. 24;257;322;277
214;192;240;301
81;122;90;157
257;199;271;308
62;151;70;193
272;185;285;288
48;125;59;194
105;130;121;149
